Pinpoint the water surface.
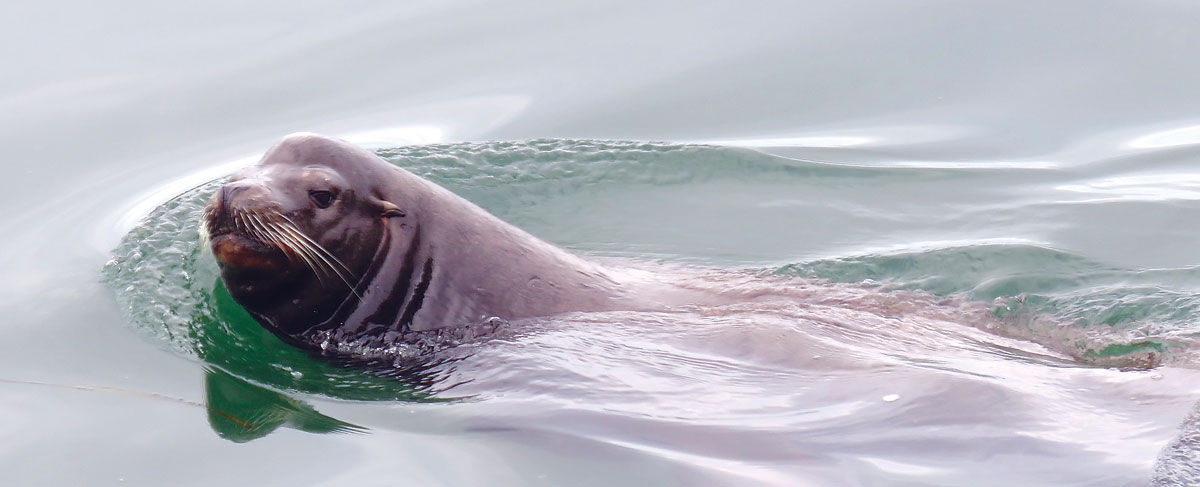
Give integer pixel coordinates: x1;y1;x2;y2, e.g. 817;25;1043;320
5;1;1200;485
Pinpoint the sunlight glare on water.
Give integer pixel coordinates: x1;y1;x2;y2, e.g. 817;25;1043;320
1127;124;1200;150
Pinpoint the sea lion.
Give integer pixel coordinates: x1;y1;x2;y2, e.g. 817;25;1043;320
203;133;654;351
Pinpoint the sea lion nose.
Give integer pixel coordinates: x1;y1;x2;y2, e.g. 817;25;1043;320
221;181;272;210
219;185;242;209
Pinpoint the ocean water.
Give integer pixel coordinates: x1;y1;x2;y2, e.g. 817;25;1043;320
5;1;1200;486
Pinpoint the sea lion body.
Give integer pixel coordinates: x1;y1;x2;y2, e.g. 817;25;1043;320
204;133;642;350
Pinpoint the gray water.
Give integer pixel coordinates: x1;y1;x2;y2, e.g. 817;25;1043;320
5;1;1200;485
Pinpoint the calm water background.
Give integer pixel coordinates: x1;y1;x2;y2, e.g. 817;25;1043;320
6;1;1200;485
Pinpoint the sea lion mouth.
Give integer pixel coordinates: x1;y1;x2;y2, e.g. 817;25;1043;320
203;193;286;266
205;209;285;270
210;231;285;271
202;193;360;292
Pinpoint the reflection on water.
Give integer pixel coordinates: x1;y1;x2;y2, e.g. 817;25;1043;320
0;374;361;444
204;368;362;442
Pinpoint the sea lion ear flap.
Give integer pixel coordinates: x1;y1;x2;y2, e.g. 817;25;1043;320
367;196;406;218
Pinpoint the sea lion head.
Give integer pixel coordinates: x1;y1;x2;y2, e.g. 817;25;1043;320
203;133;411;336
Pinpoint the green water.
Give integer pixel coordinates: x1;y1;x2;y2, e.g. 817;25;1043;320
8;1;1200;485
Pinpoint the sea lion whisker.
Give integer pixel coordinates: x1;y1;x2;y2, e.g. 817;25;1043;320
240;211;272;244
200;206;216;240
266;219;335;278
244;212;292;261
242;209;330;285
276;213;358;278
263;220;332;285
278;223;362;299
285;227;360;302
246;211;303;267
269;220;362;300
270;218;364;300
233;210;252;239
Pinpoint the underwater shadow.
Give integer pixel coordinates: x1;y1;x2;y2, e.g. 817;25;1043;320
204;367;364;443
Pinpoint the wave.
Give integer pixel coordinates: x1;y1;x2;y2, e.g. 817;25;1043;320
777;244;1200;367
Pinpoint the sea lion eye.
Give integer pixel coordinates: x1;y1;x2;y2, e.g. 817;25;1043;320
309;190;336;208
